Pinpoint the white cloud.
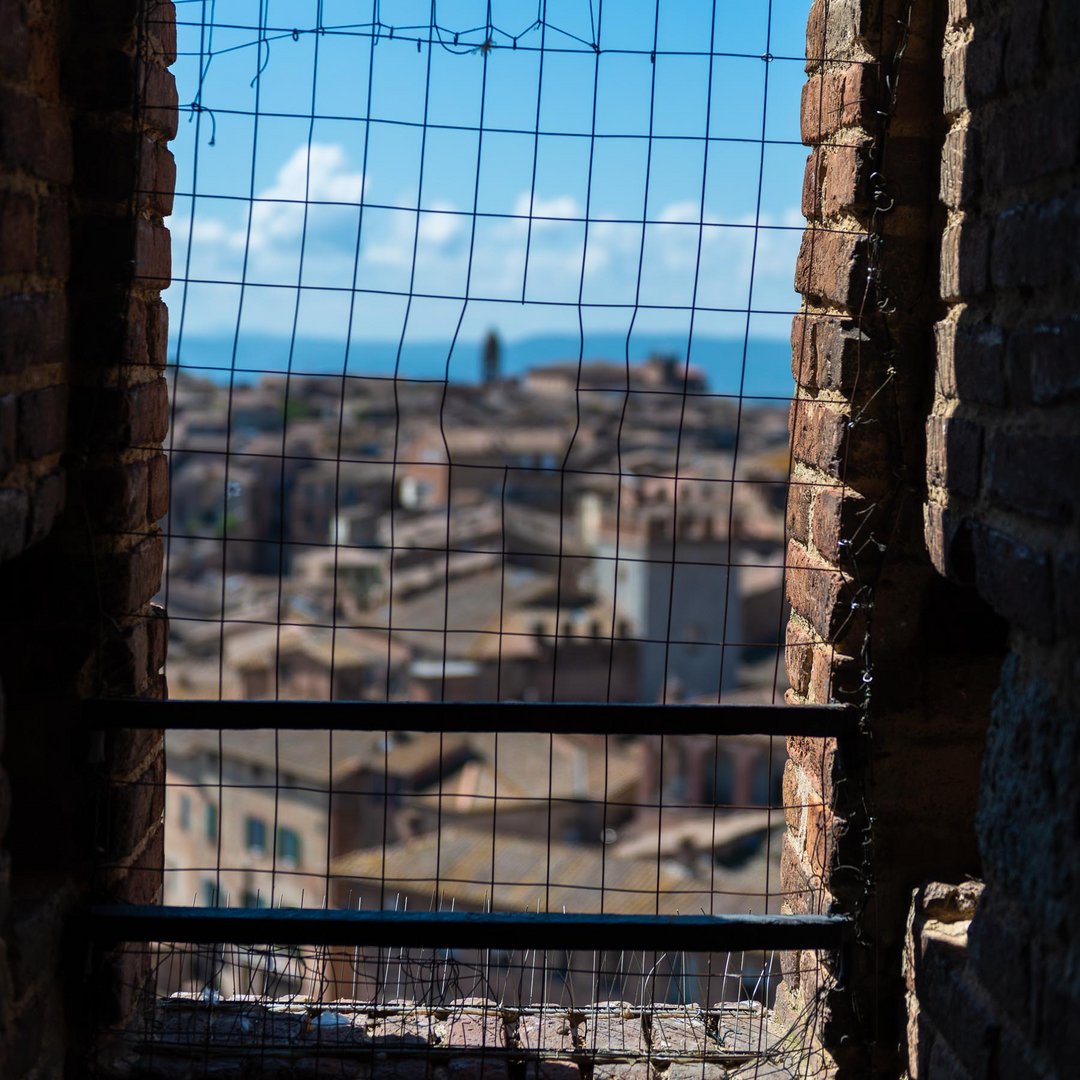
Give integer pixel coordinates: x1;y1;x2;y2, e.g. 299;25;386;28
247;143;365;253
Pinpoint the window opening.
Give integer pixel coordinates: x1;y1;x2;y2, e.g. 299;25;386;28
90;1;860;1076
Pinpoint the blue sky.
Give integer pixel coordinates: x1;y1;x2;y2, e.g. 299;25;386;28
166;1;811;362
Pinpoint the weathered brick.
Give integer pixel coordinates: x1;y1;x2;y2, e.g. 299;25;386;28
786;479;813;544
145;297;169;368
811;485;872;564
0;190;37;275
926;414;983;500
802;142;871;220
75;377;170;450
794;228;868;309
0;488;29;562
792;313;879;394
941;217;991;301
940;123;979;209
83;460;149;532
0;292;66;375
133;217;171;290
786;539;850;641
105;752;165;861
37;194;70;278
800;64;876;144
935;317;1006;406
986;429;1080;521
0;395;16;474
785;618;815;697
0;0;30;81
1006;318;1080;405
28;471;65;545
789;398;847;476
146;451;170;523
991;197;1080;291
97;533;165;615
971;524;1054;641
141;59;179;140
984;82;1080;195
17;384;68;460
0;88;72;183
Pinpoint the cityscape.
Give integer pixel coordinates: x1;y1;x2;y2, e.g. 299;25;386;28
160;337;795;1001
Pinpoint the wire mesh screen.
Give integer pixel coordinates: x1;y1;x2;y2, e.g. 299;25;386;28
96;0;845;1075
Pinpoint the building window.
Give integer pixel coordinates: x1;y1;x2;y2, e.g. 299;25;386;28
204;802;218;843
245;816;267;854
201;879;219;907
178;794;191;831
241;890;268;909
276;827;302;867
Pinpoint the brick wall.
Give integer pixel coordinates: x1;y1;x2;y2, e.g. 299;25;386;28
907;0;1080;1076
779;0;1011;1075
0;1;175;1074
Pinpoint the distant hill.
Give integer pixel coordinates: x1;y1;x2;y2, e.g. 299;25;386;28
170;332;794;400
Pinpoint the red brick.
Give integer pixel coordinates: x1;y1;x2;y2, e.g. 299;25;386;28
145;297;169;368
785;539;850;641
76;378;170;449
0;88;72;183
940;124;979;210
0;0;30;81
991;192;1080;292
940;217;990;301
105;752;165;861
1007;318;1080;405
0;488;30;562
133;218;171;290
986;429;1080;521
971;524;1054;642
926;414;983;500
17;384;68;460
0;292;66;375
139;136;176;217
37;194;70;278
789;397;847;476
83;460;149;532
792;313;879;394
141;59;179;140
800;64;875;144
28;471;65;545
794;228;868;309
785;618;815;696
147;452;169;523
935;317;1006;406
98;533;164;615
786;479;812;544
803;142;871;221
0;190;37;275
148;2;177;65
0;395;16;474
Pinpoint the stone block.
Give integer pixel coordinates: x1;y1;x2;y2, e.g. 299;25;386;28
509;1011;577;1055
576;1008;647;1057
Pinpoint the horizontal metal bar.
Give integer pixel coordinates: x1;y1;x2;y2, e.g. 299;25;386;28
87;905;850;952
84;699;855;737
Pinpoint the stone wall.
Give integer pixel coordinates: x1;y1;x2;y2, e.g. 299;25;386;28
906;0;1080;1076
0;0;175;1074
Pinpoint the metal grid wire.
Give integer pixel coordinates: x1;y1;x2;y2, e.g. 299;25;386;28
93;0;861;1074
